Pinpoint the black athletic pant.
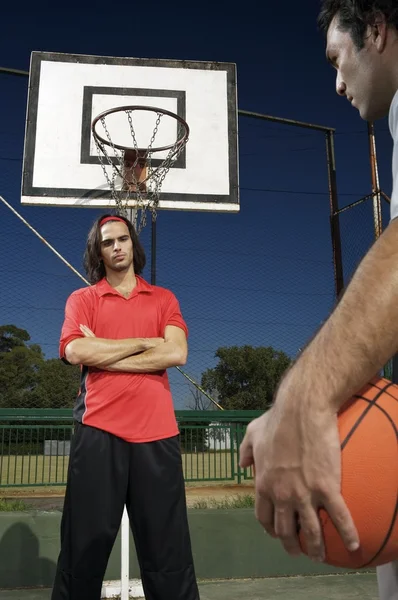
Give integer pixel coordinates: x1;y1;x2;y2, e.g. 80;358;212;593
51;423;200;600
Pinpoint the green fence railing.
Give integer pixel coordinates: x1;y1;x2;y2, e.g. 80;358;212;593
0;409;261;488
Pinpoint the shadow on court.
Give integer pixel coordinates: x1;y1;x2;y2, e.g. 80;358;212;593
0;573;379;599
0;522;56;589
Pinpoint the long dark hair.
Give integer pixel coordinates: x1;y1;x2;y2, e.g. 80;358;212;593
83;214;146;284
318;0;398;50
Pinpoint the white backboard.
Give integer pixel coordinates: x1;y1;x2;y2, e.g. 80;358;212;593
21;52;239;212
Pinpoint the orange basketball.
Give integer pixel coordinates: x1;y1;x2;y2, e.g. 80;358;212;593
299;377;398;568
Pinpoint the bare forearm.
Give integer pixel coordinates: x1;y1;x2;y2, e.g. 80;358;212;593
104;341;187;372
65;337;158;367
280;219;398;412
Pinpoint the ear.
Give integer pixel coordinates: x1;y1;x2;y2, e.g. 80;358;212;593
370;13;388;52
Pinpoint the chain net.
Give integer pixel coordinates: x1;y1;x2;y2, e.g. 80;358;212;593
93;108;189;233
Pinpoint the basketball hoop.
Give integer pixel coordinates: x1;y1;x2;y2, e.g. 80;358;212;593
92;106;189;232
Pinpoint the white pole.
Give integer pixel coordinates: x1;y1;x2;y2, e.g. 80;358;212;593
120;506;130;600
123;208;136;599
123;209;138;599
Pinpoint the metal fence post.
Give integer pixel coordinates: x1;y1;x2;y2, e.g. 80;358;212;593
325;130;344;298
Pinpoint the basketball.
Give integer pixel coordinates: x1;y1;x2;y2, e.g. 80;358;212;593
299;377;398;569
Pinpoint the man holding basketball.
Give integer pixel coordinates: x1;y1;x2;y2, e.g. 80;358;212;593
239;1;398;598
52;214;200;600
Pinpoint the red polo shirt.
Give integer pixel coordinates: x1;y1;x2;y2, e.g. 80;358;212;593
59;276;187;442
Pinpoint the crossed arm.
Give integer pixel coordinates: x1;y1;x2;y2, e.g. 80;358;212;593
64;325;187;372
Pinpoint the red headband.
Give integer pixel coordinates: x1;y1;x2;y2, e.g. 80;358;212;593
99;216;126;227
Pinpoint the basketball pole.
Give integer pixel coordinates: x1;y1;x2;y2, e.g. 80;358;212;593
127;208;137;229
121;205;157;600
119;205;156;598
119;206;138;600
121;208;156;597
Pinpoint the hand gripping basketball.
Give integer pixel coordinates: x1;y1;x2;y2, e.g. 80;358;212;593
240;376;398;568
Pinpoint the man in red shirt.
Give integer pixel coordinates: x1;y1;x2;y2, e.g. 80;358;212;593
51;214;200;600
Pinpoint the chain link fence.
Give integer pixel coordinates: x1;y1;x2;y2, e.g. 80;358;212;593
338;195;390;285
0;70;385;413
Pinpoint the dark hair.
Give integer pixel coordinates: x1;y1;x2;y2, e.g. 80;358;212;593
83;214;146;284
318;0;398;49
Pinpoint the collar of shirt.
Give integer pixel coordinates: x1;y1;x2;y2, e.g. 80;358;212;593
95;275;153;298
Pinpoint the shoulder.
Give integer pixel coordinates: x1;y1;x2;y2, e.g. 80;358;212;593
149;284;182;313
137;276;178;302
150;285;178;303
389;90;398;140
66;285;98;304
390;91;398;221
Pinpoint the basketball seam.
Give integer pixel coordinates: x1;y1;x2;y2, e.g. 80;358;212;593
338;381;397;568
351;395;398;569
340;381;393;451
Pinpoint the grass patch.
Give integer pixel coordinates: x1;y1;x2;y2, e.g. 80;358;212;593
0;497;29;511
192;494;254;509
1;451;253;486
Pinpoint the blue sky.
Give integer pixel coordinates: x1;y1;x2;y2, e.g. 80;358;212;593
0;1;394;408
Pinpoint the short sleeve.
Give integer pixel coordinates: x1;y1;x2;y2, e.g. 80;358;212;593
59;290;93;359
160;291;188;338
389;92;398;221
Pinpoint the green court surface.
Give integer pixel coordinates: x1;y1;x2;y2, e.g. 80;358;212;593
199;574;379;599
0;573;379;600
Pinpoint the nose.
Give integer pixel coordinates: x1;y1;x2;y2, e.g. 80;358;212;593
336;73;346;97
113;240;121;251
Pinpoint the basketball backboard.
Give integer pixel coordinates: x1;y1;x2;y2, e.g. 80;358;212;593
21;52;239;212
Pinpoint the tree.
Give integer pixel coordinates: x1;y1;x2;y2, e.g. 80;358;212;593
0;324;31;353
32;359;80;409
0;326;44;408
0;324;80;409
201;345;291;410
